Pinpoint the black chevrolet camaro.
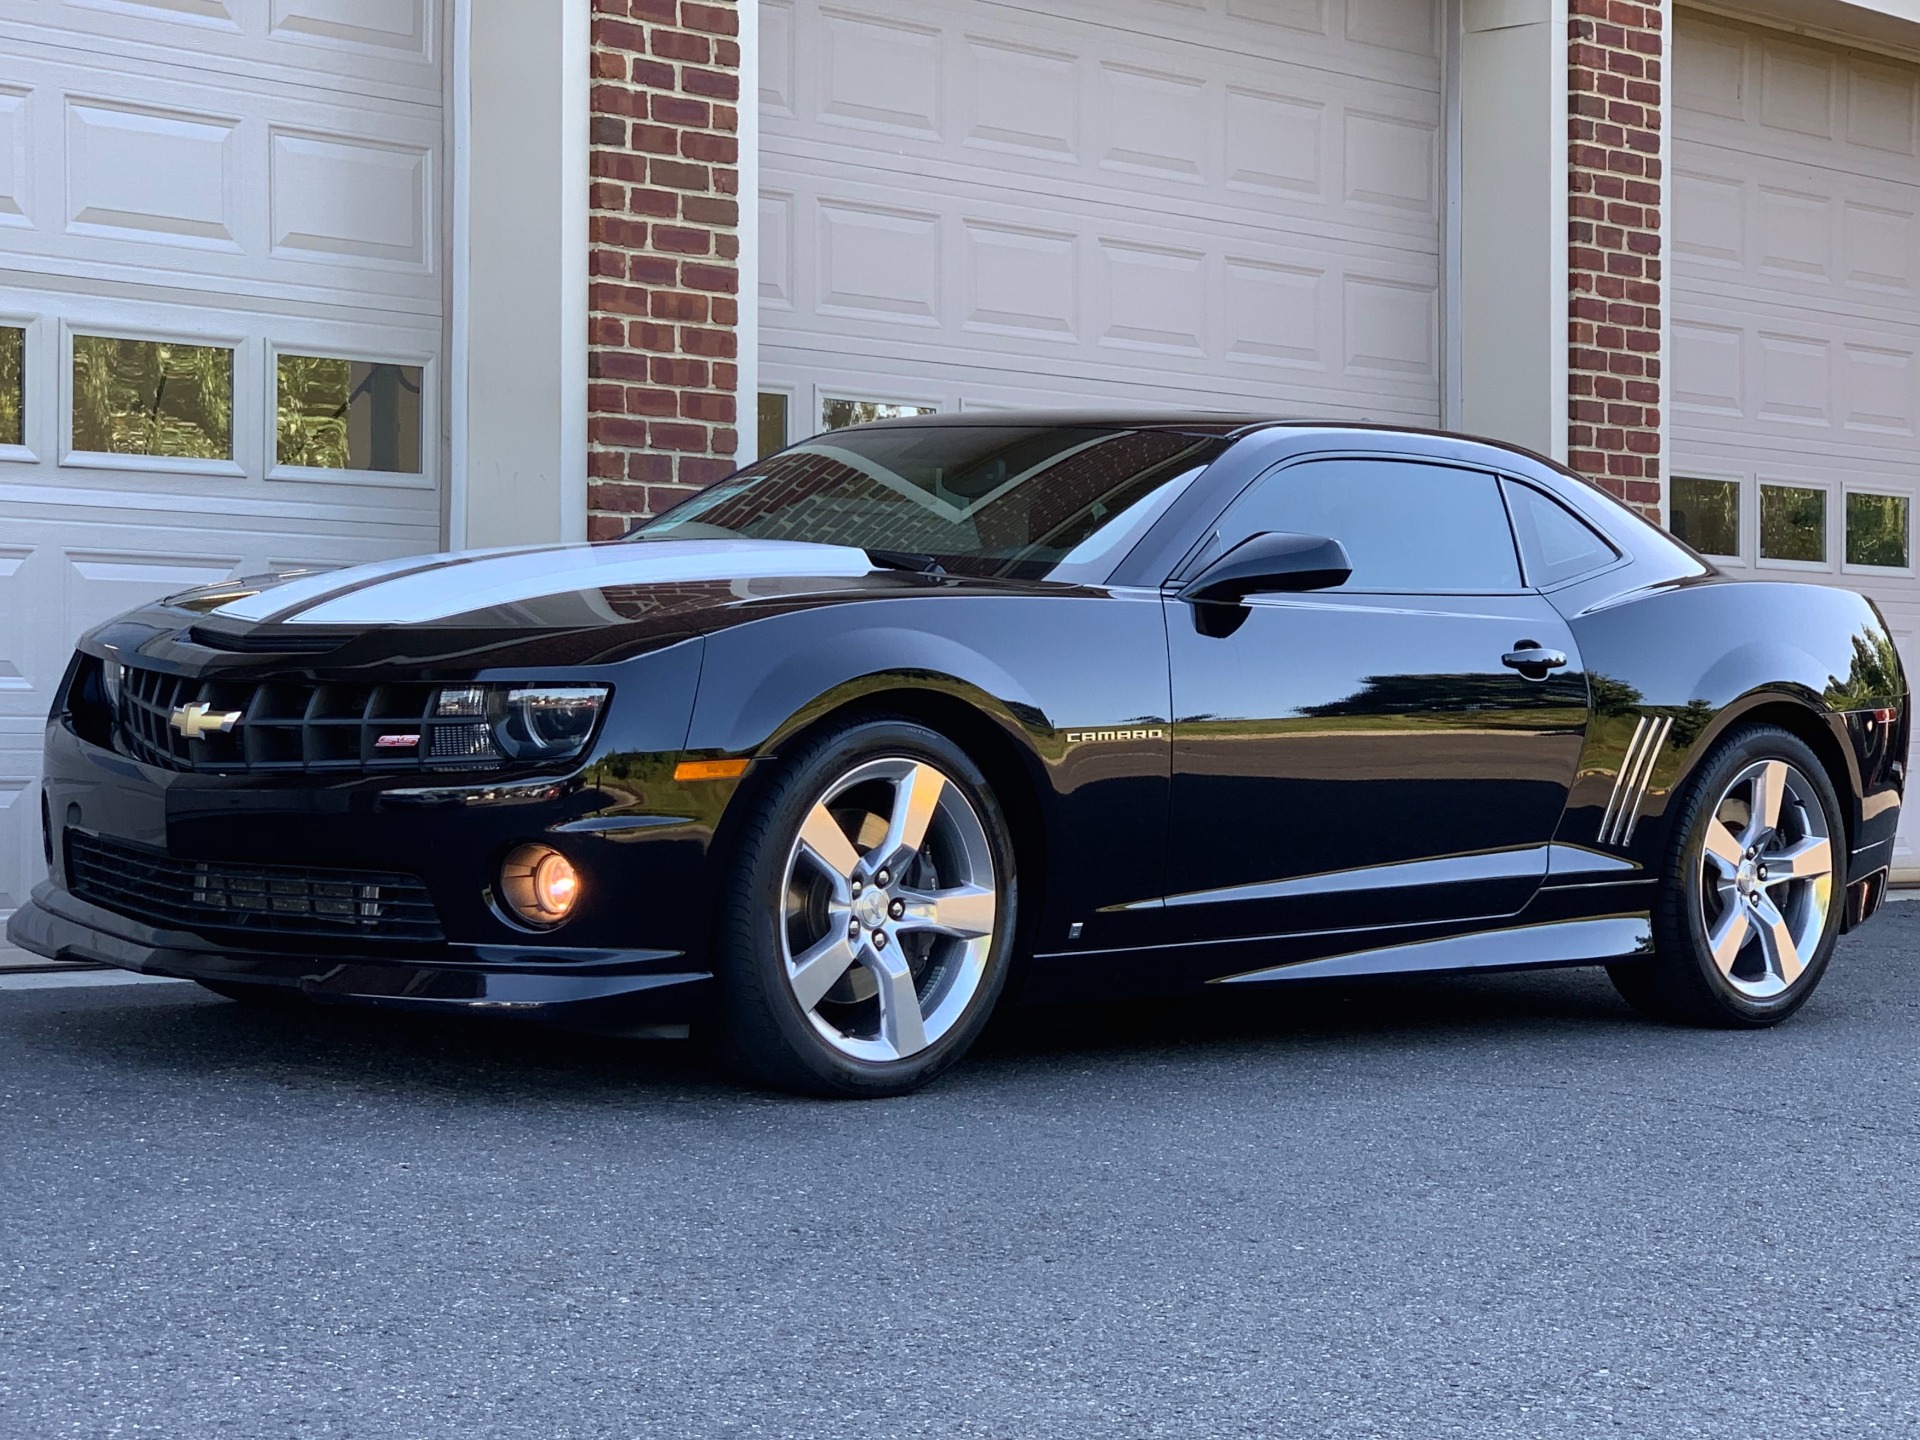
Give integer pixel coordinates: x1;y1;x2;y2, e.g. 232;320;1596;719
11;416;1909;1095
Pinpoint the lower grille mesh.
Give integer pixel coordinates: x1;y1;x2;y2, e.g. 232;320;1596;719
67;831;444;943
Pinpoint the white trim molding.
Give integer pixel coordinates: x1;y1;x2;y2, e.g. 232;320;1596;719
450;0;590;551
1456;0;1570;462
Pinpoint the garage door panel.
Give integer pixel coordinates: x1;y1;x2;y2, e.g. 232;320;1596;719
0;41;440;312
1677;13;1920;873
765;153;1438;415
769;0;1441;247
764;0;1440;427
4;0;439;103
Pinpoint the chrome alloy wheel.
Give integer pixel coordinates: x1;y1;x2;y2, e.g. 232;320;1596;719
1698;758;1835;1001
779;756;998;1063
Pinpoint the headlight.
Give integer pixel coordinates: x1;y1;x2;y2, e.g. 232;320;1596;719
101;656;122;710
495;686;608;761
423;684;609;766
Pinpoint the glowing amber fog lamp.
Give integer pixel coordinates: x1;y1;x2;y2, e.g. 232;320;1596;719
499;844;580;928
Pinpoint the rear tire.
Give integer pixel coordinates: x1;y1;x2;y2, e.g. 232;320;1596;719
712;718;1017;1097
1609;724;1844;1027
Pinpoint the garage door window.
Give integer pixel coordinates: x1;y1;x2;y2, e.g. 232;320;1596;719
1670;475;1740;559
0;326;21;448
822;398;936;431
1759;483;1827;565
758;393;789;458
275;355;423;474
1845;491;1910;571
71;335;233;461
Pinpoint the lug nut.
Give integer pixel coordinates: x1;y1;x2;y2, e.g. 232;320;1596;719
889;898;905;920
875;868;891;887
872;929;888;949
850;878;863;896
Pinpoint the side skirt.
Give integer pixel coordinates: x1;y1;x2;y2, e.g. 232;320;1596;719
1212;914;1652;986
1021;880;1656;1002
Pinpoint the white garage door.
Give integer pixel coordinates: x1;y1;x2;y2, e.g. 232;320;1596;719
1671;13;1920;875
0;3;446;943
757;0;1443;442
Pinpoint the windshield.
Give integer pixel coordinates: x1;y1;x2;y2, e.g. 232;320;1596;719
630;425;1226;581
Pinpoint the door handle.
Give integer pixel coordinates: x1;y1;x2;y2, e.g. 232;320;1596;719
1502;642;1569;678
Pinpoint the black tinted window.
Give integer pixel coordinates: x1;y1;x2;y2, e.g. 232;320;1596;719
1504;480;1618;586
632;425;1225;580
1212;459;1522;592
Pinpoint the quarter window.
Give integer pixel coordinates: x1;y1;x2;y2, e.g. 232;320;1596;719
1846;491;1910;569
1759;483;1827;564
71;334;233;460
1504;481;1618;587
1670;475;1740;558
0;325;21;448
1212;459;1522;592
276;355;424;473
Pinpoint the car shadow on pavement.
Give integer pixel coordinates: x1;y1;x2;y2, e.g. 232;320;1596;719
11;961;1654;1105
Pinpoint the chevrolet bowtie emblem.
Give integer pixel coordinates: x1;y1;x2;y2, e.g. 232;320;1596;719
169;702;243;741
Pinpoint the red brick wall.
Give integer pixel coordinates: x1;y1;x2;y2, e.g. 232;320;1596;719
1568;0;1664;521
588;0;743;539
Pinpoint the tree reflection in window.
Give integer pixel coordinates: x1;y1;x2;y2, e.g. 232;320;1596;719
278;355;424;473
72;335;233;460
1845;491;1909;569
1759;484;1825;564
0;327;22;447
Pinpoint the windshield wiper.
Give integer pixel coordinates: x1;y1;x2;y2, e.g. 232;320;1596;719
864;548;946;576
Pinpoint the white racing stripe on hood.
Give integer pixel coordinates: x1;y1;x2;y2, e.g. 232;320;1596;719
214;546;556;623
256;539;880;626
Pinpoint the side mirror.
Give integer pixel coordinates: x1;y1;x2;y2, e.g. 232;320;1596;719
1179;531;1353;605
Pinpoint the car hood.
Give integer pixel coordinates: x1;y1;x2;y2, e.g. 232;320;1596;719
98;537;1053;673
198;539;886;627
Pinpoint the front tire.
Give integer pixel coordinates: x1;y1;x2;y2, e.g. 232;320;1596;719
1610;724;1843;1027
713;718;1018;1097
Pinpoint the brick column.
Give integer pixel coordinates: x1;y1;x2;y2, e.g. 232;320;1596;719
588;0;743;539
1568;0;1665;521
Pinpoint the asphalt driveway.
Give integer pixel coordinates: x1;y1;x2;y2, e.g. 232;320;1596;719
2;906;1918;1439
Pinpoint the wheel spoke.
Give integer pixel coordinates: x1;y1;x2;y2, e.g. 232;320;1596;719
797;803;860;890
788;929;859;1012
1750;893;1804;986
864;943;928;1057
1707;903;1751;977
1763;836;1832;884
876;763;945;873
895;883;996;940
1745;760;1789;845
1702;819;1745;878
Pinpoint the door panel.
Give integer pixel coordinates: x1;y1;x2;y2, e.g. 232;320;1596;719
1165;590;1589;939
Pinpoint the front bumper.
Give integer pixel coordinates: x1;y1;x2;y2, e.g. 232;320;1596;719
8;882;712;1028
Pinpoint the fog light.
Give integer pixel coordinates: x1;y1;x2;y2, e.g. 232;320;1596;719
500;844;579;928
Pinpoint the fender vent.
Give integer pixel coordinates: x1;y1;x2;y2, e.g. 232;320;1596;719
1599;715;1672;848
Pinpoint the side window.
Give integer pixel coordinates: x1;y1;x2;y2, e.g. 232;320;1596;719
1211;458;1522;592
1504;480;1619;587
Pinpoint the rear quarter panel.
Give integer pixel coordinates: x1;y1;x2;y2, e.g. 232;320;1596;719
1556;576;1907;880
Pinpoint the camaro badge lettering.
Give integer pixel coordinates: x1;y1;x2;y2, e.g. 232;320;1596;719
1064;728;1166;744
375;733;421;749
168;702;243;740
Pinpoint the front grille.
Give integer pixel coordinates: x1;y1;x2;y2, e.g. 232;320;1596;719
67;831;445;943
116;665;499;774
